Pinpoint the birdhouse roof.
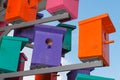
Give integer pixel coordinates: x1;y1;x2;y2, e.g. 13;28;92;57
35;24;67;35
57;23;76;30
79;13;116;34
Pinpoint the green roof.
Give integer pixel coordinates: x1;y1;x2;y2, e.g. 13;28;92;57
57;23;76;30
76;74;115;80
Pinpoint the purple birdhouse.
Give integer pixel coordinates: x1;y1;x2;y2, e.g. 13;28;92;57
14;27;34;42
67;68;94;80
31;24;66;69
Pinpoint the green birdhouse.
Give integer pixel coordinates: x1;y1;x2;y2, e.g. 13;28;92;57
57;24;76;57
0;36;28;73
76;73;114;80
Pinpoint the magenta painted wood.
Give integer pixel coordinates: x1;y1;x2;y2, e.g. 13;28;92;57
0;21;8;35
46;0;79;22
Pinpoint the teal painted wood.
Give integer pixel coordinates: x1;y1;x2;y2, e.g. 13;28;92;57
0;36;28;73
76;74;114;80
57;24;76;56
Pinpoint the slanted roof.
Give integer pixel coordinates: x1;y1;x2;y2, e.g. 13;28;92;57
76;73;114;80
79;13;116;34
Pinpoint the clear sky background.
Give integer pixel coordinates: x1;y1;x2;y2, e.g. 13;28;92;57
14;0;120;80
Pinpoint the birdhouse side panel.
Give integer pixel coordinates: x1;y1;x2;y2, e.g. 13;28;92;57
63;0;79;19
46;0;64;13
101;28;109;66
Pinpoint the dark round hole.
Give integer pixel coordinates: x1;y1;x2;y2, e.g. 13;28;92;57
45;39;53;49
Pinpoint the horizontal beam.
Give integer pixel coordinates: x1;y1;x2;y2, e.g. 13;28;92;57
0;12;70;31
0;12;70;39
0;60;103;79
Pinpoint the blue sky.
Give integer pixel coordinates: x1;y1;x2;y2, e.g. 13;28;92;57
17;0;120;80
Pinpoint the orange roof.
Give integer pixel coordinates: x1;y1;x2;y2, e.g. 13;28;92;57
79;13;116;34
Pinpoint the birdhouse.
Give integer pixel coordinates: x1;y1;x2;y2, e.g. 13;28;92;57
14;13;44;42
5;53;28;80
5;0;41;22
67;68;94;80
46;0;79;22
14;27;34;42
76;74;114;80
0;21;8;35
18;53;28;71
35;73;58;80
31;24;66;69
57;23;76;56
78;13;116;66
0;36;28;73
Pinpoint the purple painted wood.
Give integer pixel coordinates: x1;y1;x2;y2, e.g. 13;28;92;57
5;53;27;80
14;27;34;41
36;13;44;19
67;68;94;80
31;24;66;68
14;13;44;42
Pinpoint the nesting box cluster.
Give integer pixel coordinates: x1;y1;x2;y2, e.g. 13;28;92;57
0;0;116;80
1;0;79;80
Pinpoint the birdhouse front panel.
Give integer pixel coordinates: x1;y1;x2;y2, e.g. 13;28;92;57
0;36;28;72
78;19;103;61
31;31;63;67
5;0;39;22
5;53;28;80
46;0;79;22
31;24;66;68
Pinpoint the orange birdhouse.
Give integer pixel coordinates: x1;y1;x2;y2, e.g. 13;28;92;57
78;13;116;66
5;0;41;22
35;73;58;80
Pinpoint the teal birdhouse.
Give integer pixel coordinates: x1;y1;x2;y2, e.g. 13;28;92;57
57;24;76;57
0;36;28;73
76;74;114;80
